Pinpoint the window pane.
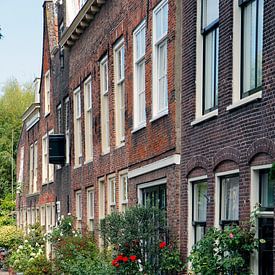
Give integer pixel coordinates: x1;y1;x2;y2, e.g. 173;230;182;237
203;0;219;28
157;41;168;111
194;182;208;222
136;27;145;60
257;0;264;87
204;30;217;111
260;170;274;209
222;176;239;221
155;2;168;41
195;225;205;243
137;61;146;123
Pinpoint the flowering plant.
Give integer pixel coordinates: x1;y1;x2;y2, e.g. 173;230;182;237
187;208;262;275
111;254;141;274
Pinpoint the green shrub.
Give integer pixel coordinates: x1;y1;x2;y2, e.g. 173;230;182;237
101;205;183;274
0;225;23;249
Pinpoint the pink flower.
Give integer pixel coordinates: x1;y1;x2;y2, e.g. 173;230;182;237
229;233;234;239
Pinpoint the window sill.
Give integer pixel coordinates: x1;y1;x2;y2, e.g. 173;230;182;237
150;109;168;123
44;112;50;118
26;192;40;198
257;210;274;218
191;109;218;126
131;123;146;134
101;148;110;156
42;180;54;185
74;164;82;170
84;159;93;165
226;91;262;111
116;142;125;149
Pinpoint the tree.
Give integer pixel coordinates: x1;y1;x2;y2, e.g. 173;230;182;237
0;79;34;198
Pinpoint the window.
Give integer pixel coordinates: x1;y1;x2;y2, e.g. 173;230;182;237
120;173;128;212
192;181;208;243
40;206;45;226
33;142;38;193
141;183;166;209
66;0;80;26
84;77;93;161
241;0;264;98
98;179;105;219
76;191;82;230
251;166;274;274
46;205;52;233
100;57;110;154
87;188;95;232
108;176;116;213
80;0;87;8
57;104;62;134
114;40;125;145
74;88;82;166
44;70;50;115
42;132;54;184
220;174;239;226
29;144;34;193
201;0;219;114
65;97;70;164
152;0;168;117
18;146;24;183
133;21;146;129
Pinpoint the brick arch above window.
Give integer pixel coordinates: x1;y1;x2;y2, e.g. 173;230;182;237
213;147;240;171
186;155;208;177
247;138;275;164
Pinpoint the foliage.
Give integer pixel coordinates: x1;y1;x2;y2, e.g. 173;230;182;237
187;220;260;275
7;238;47;273
26;222;45;248
0;78;34;198
49;216;115;275
0;193;16;226
0;225;23;249
101;205;182;274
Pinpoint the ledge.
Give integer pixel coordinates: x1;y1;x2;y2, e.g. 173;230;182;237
150;109;169;123
60;0;106;48
131;123;146;134
226;91;262;111
191;109;218;126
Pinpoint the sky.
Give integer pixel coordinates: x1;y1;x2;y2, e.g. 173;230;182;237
0;0;45;94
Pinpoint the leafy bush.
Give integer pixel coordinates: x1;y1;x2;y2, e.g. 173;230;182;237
0;225;23;249
188;225;259;275
101;205;183;274
49;216;115;275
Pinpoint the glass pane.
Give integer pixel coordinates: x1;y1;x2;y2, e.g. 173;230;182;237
194;182;208;222
204;29;218;112
222;176;239;221
158;41;168;111
243;1;257;93
136;27;145;60
137;61;146;123
260;170;274;208
257;0;264;87
195;225;205;243
155;2;168;41
203;0;219;28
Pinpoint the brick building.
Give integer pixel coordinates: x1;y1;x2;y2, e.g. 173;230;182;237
17;0;181;248
180;0;275;273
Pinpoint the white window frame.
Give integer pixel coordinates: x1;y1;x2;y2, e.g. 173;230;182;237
100;56;110;154
119;171;128;211
42;131;54;184
214;170;239;227
108;175;116;214
114;39;126;146
44;70;50;116
250;164;273;275
65;97;70;164
33;141;38;193
152;0;169;119
133;20;147;131
227;0;263;111
98;178;105;220
29;144;34;194
57;104;62;134
18;146;24;183
84;76;93;162
76;191;82;221
87;187;95;231
74;87;82;167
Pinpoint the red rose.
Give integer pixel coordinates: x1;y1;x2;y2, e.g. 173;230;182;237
117;255;123;261
130;255;137;262
115;263;119;267
159;241;166;249
112;259;117;266
122;256;128;262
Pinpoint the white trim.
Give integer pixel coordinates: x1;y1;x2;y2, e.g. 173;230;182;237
131;122;146;134
137;178;167;204
226;91;262;111
214;169;239;227
150;109;168;123
191;109;218;126
128;154;180;179
188;175;208;182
